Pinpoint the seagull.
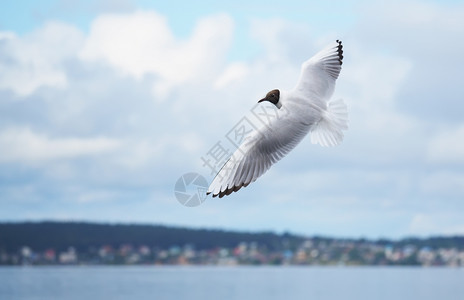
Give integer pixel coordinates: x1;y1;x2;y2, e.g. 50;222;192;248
207;40;348;198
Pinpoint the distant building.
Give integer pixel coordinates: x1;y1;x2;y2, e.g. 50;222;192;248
44;249;56;262
59;247;77;264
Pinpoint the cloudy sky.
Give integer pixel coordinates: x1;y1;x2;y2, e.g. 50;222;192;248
1;0;463;238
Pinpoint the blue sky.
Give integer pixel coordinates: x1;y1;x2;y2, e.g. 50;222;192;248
1;0;463;238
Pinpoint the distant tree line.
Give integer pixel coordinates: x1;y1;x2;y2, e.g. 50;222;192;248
0;221;301;252
0;221;463;253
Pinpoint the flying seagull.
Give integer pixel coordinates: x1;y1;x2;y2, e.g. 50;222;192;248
207;40;348;198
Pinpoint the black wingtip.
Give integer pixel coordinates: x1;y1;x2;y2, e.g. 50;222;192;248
212;182;248;198
336;39;343;65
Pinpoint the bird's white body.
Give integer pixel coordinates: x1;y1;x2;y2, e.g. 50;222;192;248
207;40;348;198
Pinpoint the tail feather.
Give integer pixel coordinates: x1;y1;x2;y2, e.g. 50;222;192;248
310;98;348;147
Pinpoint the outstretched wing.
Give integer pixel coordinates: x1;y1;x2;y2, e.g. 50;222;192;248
207;113;310;198
294;40;343;103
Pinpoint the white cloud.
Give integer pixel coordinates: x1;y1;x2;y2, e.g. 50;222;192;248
0;128;121;164
358;0;464;123
214;62;249;89
76;190;119;203
426;125;464;164
113;132;204;171
80;11;234;97
343;48;413;111
0;22;84;96
408;213;464;236
365;0;464;33
250;18;313;64
420;171;464;199
0;32;16;40
336;46;424;164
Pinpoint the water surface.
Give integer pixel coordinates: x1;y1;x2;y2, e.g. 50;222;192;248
1;266;463;300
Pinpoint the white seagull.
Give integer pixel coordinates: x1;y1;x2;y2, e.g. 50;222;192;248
207;40;348;198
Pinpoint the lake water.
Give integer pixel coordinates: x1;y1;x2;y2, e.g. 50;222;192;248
1;266;463;300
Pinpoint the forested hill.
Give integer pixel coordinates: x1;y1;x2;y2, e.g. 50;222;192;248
1;221;463;253
0;221;301;252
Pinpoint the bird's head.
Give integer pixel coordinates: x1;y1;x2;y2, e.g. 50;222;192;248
258;89;281;109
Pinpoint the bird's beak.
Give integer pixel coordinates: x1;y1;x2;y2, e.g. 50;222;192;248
258;98;266;103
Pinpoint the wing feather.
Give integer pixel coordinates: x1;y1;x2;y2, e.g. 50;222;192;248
207;116;310;198
294;40;343;103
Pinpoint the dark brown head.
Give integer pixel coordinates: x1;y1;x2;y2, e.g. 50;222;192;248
258;89;281;108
